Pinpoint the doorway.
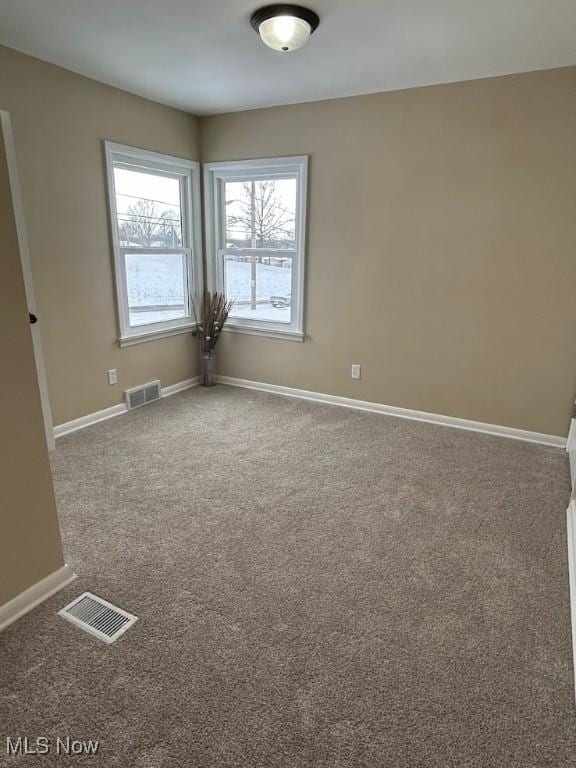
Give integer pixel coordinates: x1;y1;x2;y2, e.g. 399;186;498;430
0;110;54;451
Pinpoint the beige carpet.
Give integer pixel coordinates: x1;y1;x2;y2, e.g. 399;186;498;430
1;385;575;766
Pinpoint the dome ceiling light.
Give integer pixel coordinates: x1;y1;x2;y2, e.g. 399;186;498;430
250;4;320;52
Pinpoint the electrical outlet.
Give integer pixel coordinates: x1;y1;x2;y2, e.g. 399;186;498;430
107;368;118;386
351;364;361;380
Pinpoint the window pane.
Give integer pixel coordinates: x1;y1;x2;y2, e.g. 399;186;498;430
224;178;296;249
224;254;292;323
114;167;182;247
125;252;188;327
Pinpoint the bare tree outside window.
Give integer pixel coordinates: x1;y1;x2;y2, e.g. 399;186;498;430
225;179;295;309
118;198;181;248
226;180;295;248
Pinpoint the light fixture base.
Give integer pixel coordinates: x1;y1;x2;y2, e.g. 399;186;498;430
250;4;320;34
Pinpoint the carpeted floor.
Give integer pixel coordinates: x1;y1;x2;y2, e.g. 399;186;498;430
1;385;575;766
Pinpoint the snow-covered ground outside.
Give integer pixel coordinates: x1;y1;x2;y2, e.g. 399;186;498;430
126;253;186;326
225;260;291;323
126;256;291;327
129;308;187;326
229;303;291;322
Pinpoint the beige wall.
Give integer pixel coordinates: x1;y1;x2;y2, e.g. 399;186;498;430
1;47;574;437
201;68;576;437
0;127;65;606
0;46;200;425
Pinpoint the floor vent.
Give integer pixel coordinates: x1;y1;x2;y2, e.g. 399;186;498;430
125;380;161;410
58;592;138;644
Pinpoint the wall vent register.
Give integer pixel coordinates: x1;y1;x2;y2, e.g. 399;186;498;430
125;380;161;410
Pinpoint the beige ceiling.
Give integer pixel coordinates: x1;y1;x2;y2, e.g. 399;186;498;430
0;0;575;115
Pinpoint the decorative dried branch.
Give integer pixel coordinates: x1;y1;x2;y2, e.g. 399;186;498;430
192;291;234;356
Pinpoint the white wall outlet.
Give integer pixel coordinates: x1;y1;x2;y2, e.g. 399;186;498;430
351;364;361;380
107;368;118;386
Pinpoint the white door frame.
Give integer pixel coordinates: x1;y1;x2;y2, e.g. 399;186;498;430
1;110;55;451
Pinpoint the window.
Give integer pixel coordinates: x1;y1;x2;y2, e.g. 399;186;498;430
204;156;308;340
104;142;202;345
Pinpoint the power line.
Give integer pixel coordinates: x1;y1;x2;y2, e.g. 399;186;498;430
117;213;181;225
116;191;181;209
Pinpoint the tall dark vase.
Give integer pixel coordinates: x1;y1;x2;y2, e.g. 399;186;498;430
201;350;215;387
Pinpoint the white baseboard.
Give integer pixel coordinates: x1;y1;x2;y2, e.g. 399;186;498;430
162;376;200;398
54;402;127;438
0;564;76;632
567;500;576;702
567;418;576;487
54;376;200;439
215;375;566;448
567;419;576;702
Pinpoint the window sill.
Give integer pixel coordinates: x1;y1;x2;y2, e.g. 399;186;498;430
119;322;197;347
223;324;305;342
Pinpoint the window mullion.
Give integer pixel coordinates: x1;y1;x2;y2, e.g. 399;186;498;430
120;247;189;255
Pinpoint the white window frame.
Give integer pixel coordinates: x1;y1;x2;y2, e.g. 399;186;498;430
203;156;308;341
104;141;203;346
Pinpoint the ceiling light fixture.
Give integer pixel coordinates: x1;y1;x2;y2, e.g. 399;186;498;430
250;4;320;52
